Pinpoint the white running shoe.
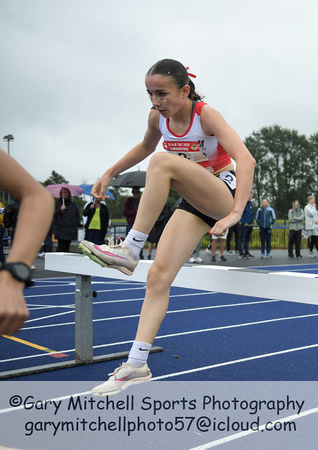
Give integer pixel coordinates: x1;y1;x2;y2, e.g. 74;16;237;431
189;257;196;263
195;257;203;263
79;240;138;276
91;362;152;396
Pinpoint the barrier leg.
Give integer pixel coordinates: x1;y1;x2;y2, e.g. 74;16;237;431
0;258;164;379
75;274;93;363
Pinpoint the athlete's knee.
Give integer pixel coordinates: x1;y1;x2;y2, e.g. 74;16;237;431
147;261;173;291
148;152;174;173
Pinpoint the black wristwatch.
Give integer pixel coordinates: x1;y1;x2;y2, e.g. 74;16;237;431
0;262;34;287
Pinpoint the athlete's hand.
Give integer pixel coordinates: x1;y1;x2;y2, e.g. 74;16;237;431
210;212;240;237
91;174;113;200
0;272;29;335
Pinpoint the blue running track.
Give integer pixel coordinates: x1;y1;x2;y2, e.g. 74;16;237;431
1;263;318;382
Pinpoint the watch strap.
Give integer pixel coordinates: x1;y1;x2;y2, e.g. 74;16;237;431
0;262;34;288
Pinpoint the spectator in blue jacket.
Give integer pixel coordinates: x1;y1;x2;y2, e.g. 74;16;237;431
238;193;255;259
256;198;276;258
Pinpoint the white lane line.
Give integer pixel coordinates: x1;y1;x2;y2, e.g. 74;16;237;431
24;285;147;299
3;313;317;364
22;299;279;330
152;343;318;381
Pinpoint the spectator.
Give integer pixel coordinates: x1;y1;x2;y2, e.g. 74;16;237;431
238;193;255;259
83;198;109;245
53;187;80;252
38;221;54;257
226;223;239;254
288;200;304;258
256;198;276;258
189;238;203;263
304;195;318;257
123;187;144;258
0;197;5;263
211;229;228;262
147;203;172;260
123;187;141;230
3;198;20;245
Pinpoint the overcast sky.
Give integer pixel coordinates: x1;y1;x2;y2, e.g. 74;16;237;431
1;0;317;185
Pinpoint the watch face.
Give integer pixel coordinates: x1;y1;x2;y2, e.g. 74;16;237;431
3;262;31;282
1;262;33;287
15;263;31;280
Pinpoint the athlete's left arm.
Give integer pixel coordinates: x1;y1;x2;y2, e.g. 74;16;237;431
201;106;256;231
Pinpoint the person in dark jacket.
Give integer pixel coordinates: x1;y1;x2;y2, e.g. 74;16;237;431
83;199;109;245
3;198;20;245
238;193;255;259
255;198;276;258
0;198;5;263
147;203;172;259
53;187;80;252
123;187;141;229
123;187;144;258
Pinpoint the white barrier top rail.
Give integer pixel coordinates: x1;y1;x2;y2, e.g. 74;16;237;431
45;253;318;306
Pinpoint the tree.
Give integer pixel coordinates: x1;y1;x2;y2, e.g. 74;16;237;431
245;125;316;218
41;170;69;187
308;132;318;195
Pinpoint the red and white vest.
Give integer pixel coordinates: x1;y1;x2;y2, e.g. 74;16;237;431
159;101;231;173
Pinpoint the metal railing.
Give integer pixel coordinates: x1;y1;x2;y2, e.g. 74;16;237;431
201;226;309;250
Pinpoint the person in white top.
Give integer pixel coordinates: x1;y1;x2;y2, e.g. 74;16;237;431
80;58;255;396
304;195;318;256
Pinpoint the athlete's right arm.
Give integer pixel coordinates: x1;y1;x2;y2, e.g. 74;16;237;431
91;110;162;199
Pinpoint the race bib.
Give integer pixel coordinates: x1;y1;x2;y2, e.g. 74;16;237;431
218;171;236;190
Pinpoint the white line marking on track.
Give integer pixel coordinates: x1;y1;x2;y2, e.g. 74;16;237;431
24;285;147;298
3;313;318;365
152;343;318;381
21;299;279;330
25;309;75;323
155;312;318;340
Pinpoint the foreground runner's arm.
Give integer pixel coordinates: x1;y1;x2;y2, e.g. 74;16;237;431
0;149;54;335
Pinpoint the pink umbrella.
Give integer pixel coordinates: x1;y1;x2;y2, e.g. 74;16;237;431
46;183;84;198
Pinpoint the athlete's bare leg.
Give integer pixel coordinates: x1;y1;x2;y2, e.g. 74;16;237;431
133;152;233;235
134;209;210;344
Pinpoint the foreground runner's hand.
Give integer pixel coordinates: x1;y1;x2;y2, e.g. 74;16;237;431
0;273;29;335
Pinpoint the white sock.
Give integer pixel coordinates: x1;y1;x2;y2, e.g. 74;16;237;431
127;341;151;367
124;230;148;260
